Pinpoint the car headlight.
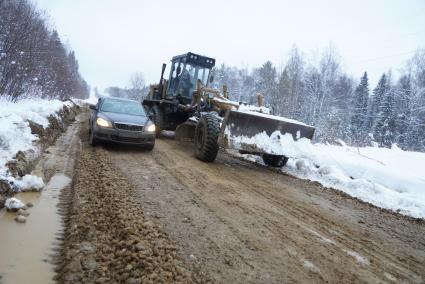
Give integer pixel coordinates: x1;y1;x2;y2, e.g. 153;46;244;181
96;117;112;128
145;124;156;132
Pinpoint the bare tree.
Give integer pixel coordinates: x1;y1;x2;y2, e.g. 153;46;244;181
127;72;146;100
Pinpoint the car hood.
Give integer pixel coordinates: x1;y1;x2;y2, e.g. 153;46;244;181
101;111;149;125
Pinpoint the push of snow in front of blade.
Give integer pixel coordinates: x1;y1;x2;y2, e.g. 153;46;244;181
232;130;425;219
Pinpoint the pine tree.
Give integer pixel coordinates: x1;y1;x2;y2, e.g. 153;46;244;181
393;74;412;148
407;49;425;151
366;73;387;132
285;45;305;118
275;68;291;116
374;74;395;147
350;72;369;145
302;67;321;124
332;75;355;142
255;61;277;106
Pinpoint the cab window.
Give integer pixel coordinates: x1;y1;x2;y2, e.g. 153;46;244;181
167;61;182;98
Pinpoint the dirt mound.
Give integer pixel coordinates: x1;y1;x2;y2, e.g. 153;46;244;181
55;146;200;283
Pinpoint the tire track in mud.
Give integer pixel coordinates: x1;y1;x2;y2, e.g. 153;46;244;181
106;138;425;284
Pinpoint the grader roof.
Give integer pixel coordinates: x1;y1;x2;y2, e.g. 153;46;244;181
172;52;216;68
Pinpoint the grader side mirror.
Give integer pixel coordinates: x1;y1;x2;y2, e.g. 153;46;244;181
176;66;182;76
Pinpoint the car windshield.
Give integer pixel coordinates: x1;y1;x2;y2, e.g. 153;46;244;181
101;99;146;116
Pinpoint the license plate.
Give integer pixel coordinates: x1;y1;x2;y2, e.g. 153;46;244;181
118;131;139;138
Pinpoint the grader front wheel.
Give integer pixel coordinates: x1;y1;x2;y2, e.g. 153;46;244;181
194;114;220;162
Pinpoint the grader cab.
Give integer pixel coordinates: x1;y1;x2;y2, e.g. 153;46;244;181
143;52;216;133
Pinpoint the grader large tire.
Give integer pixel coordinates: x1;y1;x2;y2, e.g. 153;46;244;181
194;114;220;162
262;154;288;167
151;105;164;138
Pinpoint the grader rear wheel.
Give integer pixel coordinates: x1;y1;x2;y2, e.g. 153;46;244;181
194;114;220;162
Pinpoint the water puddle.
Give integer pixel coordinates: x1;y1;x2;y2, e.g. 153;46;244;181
0;174;71;284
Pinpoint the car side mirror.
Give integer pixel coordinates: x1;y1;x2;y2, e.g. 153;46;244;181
89;104;97;110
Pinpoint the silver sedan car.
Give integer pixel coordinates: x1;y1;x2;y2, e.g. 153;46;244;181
89;97;156;150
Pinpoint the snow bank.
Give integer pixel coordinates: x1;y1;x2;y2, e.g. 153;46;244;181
234;131;425;219
0;98;70;186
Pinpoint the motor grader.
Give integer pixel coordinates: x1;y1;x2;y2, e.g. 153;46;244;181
142;52;315;167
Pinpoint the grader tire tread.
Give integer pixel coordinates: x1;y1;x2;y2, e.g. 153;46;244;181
195;114;220;162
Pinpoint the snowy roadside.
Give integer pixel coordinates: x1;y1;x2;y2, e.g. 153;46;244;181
0;98;75;200
233;132;425;219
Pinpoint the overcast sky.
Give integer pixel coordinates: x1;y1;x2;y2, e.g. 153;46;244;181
34;0;425;91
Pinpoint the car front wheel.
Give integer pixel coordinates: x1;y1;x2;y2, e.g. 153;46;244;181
89;128;97;146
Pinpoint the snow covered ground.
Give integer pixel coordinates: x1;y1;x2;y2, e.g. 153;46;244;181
233;131;425;219
0;98;71;190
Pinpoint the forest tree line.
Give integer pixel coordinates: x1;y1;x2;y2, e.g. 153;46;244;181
211;46;425;152
0;0;89;102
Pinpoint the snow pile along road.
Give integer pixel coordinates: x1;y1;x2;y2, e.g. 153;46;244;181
0;98;71;189
234;131;425;219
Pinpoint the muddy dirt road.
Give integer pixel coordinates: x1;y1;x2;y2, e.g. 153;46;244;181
57;112;425;284
105;138;425;283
